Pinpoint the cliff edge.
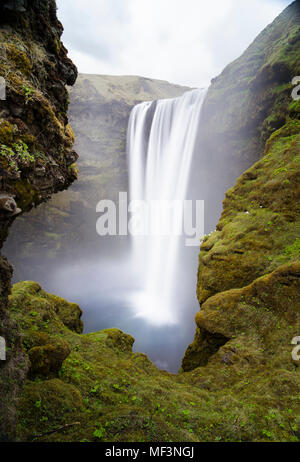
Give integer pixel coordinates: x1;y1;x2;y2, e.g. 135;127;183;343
0;0;78;438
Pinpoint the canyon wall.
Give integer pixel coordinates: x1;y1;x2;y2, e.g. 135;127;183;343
183;0;300;371
0;0;299;443
0;0;77;438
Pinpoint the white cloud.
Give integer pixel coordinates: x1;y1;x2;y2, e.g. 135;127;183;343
56;0;292;87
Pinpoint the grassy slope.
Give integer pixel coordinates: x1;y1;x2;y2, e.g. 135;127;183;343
71;74;191;105
10;275;300;442
196;120;300;305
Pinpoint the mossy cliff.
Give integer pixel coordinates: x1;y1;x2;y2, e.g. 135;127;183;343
189;0;300;234
182;0;300;372
198;0;300;172
0;0;77;438
0;1;78;212
6;1;300;442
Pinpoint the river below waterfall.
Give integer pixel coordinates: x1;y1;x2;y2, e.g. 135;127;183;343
37;250;199;372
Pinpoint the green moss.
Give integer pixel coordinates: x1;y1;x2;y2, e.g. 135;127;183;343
28;340;71;379
22;331;51;351
68;163;79;179
289;100;300;116
284;238;300;258
197;122;300;303
5;43;32;77
48;294;83;334
0;137;44;180
18;379;83;441
0;121;15;145
7;276;300;442
22;84;35;104
13;179;39;209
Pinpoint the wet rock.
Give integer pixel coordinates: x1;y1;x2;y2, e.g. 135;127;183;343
9;104;23;117
3;0;26;13
0;194;21;216
34;166;46;177
65;149;79;166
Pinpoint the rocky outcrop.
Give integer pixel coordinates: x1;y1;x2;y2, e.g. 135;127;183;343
0;1;78;210
183;262;300;371
0;254;26;439
182;1;300;372
9;275;300;442
0;0;77;439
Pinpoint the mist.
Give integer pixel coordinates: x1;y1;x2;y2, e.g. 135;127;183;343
4;83;244;372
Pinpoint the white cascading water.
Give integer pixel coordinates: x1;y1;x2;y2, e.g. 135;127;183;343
127;89;207;325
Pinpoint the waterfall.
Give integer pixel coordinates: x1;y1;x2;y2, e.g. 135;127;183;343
127;88;207;325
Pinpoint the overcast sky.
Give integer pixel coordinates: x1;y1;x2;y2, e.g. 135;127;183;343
56;0;292;87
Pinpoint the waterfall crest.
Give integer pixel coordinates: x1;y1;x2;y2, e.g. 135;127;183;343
127;88;207;325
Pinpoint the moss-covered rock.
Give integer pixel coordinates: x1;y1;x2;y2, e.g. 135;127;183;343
48;295;83;334
18;378;83;441
9;280;83;335
196;123;300;304
199;1;300;172
7;278;300;442
183;262;300;370
182;5;300;430
0;0;78;439
28;340;71;379
0;1;78;214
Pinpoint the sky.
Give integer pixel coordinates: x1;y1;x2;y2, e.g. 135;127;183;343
56;0;293;88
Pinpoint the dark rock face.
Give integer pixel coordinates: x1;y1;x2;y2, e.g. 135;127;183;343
0;253;28;440
0;0;78;438
0;0;78;211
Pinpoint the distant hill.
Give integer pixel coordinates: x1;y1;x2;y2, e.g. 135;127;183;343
71;74;191;105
